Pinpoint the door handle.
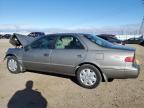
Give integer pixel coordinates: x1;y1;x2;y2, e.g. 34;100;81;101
77;54;82;58
44;53;49;56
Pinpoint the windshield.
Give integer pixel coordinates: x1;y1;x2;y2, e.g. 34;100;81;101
84;34;114;48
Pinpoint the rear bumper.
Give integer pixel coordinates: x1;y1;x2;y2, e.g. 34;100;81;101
124;64;140;78
102;64;140;79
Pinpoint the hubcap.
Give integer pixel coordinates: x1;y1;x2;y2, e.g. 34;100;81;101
8;59;17;72
80;68;97;86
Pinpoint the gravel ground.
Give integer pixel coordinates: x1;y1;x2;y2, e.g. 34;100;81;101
0;39;144;108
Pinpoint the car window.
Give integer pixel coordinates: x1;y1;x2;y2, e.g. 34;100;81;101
108;37;121;43
31;36;56;49
55;35;84;49
84;34;114;48
129;38;134;40
100;36;108;40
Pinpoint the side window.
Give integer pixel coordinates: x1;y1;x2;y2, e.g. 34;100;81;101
55;36;84;49
31;36;55;49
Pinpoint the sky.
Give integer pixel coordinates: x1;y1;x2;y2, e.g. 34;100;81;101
0;0;144;33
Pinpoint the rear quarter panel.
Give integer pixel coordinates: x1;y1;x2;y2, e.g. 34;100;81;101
81;49;135;78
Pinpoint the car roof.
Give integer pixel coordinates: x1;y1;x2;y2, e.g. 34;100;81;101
97;34;115;36
46;33;91;36
30;32;44;33
97;34;116;37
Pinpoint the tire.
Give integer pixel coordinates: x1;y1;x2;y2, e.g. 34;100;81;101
108;78;114;82
76;64;102;89
7;56;21;74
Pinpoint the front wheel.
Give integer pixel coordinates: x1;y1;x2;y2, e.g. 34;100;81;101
7;56;21;74
76;64;102;89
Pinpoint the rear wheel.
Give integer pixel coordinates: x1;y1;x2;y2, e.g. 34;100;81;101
7;56;21;74
108;78;114;82
76;64;102;89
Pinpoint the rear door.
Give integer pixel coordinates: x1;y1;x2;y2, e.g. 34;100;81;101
50;35;87;75
23;36;56;72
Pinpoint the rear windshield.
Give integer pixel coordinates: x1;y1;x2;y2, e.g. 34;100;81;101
108;37;121;43
84;34;114;48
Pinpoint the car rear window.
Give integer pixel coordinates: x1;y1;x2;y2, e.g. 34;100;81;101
107;37;121;43
84;34;114;48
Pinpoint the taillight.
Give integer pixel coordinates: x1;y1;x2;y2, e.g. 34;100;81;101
125;57;135;62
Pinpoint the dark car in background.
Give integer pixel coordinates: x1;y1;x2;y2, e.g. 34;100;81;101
140;35;144;46
0;34;3;39
97;34;125;45
1;34;11;39
28;32;45;38
123;36;144;45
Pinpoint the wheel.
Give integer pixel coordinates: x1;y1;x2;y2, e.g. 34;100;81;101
76;64;102;89
7;56;21;74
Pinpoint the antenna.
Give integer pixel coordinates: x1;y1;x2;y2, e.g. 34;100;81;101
139;16;144;35
139;0;144;35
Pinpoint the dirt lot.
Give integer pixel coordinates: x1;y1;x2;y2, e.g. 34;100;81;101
0;39;144;108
